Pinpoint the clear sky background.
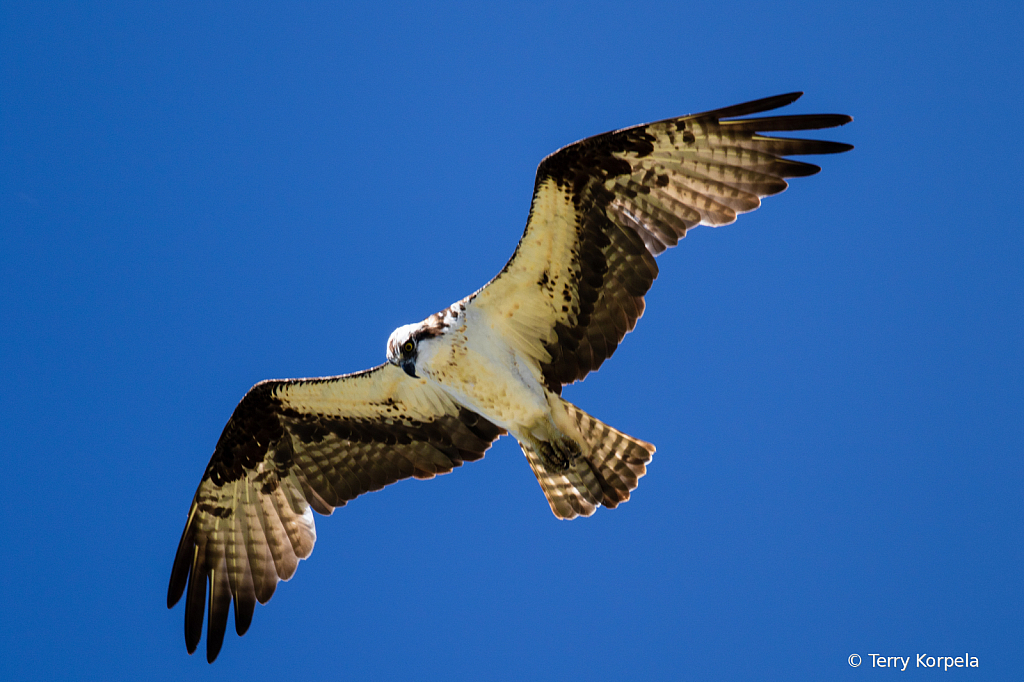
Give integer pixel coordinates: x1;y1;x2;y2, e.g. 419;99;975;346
2;1;1021;680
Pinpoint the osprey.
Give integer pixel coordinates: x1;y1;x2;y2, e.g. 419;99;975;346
168;92;852;661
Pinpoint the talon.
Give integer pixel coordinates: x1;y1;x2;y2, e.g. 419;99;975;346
539;437;580;471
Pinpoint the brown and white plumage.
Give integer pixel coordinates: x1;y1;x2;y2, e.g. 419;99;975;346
470;92;851;393
168;92;851;661
167;366;504;661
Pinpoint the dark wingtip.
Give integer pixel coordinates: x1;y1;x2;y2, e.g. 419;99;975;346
167;516;195;609
206;636;224;663
700;92;805;120
167;581;184;610
205;570;232;663
784;161;823;177
234;596;255;636
183;560;207;656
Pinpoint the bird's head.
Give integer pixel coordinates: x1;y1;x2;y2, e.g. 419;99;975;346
386;307;457;379
386;323;423;378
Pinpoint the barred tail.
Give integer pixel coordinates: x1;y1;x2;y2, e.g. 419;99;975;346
521;402;655;520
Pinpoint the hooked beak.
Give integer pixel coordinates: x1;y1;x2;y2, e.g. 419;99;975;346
399;359;417;379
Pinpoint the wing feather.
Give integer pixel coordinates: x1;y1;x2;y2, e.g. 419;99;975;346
168;363;505;661
226;505;256;636
468;92;851;391
206;562;231;662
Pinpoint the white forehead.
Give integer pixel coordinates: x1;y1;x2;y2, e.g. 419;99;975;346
387;323;421;347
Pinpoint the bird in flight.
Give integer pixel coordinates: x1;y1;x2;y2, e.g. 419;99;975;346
168;92;852;661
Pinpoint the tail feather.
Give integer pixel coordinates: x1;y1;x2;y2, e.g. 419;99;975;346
522;445;604;519
522;403;655;519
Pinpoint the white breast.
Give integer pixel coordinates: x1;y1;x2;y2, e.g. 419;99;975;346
417;306;550;433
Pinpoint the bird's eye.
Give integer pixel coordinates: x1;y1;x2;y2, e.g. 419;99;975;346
402;340;415;354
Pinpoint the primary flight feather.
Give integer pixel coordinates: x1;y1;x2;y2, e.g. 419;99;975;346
168;92;852;661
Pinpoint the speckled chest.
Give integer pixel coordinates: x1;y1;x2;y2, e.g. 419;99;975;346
420;309;549;430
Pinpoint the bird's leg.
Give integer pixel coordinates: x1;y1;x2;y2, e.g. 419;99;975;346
525;403;586;471
537;435;582;471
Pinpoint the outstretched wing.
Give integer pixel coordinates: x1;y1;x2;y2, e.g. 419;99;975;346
468;92;852;393
167;363;504;662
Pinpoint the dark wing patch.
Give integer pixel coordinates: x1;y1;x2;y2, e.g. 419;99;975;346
167;365;504;662
472;92;852;393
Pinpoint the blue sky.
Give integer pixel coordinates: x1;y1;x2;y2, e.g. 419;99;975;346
2;1;1021;680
